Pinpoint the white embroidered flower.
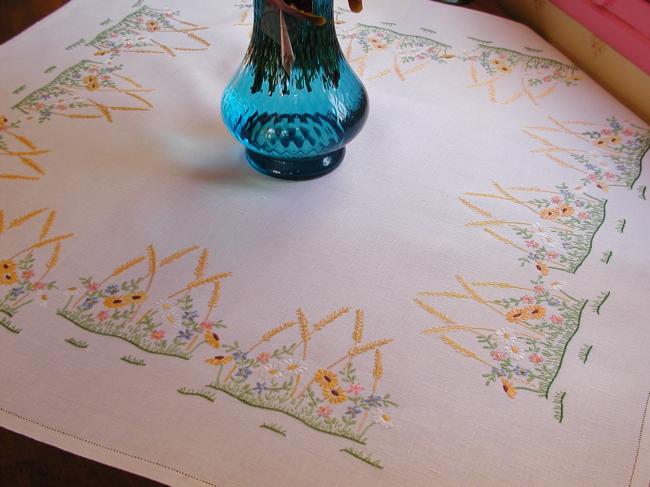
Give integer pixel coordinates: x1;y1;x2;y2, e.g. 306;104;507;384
541;234;557;247
262;362;284;380
66;287;80;297
549;280;566;290
506;343;525;361
372;408;393;429
281;358;306;377
496;328;518;345
37;294;49;307
531;223;547;235
156;298;180;327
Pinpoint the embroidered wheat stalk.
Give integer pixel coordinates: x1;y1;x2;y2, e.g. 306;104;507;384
261;320;297;342
110;255;146;278
20;157;45;176
483;228;527;252
418;291;469;299
373;349;383;381
39;210;56;241
159;245;199;267
8;208;47;229
414;298;455;323
207;280;221;309
297;308;311;360
145;245;156;291
348;338;393;357
440;335;478;359
353;309;364;344
423;325;470;335
0;210;4;234
470;281;529;290
46;243;61;269
194;248;209;279
313;307;350;332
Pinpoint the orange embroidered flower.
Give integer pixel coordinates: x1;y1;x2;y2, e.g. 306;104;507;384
526;304;546;320
535;261;549;276
146;20;160;32
0;259;16;272
82;75;100;91
126;292;148;304
608;134;622;145
540;208;560;220
593;137;608;147
496;64;512;74
1;271;18;286
205;330;220;348
0;115;8;129
501;377;517;399
369;37;388;49
94;50;109;56
564;73;581;83
206;355;233;366
103;295;130;308
322;386;347;404
506;307;531;323
314;369;338;388
557;204;574;217
490;58;505;67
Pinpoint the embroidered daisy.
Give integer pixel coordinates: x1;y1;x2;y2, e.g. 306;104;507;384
262;362;284;381
372;408;394;429
281;358;306;376
37;294;49;306
496;328;518;345
549;280;565;290
506;343;525;361
156;298;180;326
531;223;547;235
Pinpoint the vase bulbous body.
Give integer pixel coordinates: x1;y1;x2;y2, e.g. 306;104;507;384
221;0;368;180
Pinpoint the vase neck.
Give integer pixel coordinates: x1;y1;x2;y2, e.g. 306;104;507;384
253;0;335;22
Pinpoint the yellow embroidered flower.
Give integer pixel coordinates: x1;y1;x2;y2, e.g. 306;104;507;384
1;271;18;286
103;295;130;308
83;75;100;91
608;134;622;145
593;137;608;147
204;330;220;348
126;292;148;304
0;259;16;272
0;115;8;129
535;260;549;276
369;37;388;49
557;204;574;217
540;208;560;220
501;377;517;399
94;50;109;56
526;304;546;320
205;355;233;366
506;307;531;323
490;58;505;67
314;369;338;388
147;20;161;32
496;64;512;74
564;73;581;83
322;386;347;404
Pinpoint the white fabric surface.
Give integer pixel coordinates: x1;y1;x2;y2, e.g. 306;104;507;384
1;1;649;486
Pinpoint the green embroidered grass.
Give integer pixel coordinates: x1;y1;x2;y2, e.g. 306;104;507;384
65;337;89;349
260;422;287;436
177;387;215;402
600;251;612;265
553;391;566;423
340;447;383;469
590;291;610;315
578;344;593;364
616;219;626;233
0;316;21;334
121;355;146;366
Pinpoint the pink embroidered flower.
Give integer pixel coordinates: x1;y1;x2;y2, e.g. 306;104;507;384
101;75;110;81
33;282;45;290
578;212;590;220
86;282;99;291
587;173;599;182
151;330;165;341
550;315;564;325
34;102;45;110
256;352;270;364
604;172;615;180
521;295;536;305
547;250;560;259
56;104;66;111
22;270;34;279
347;383;364;395
110;32;119;38
529;353;544;364
525;240;539;249
491;350;506;362
551;195;562;204
533;285;545;295
601;129;612;136
543;75;552;82
317;406;333;418
622;128;634;137
200;321;213;330
97;310;109;321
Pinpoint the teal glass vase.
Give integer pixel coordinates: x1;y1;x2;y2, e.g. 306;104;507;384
221;0;368;180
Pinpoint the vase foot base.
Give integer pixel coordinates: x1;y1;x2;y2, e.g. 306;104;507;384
246;148;345;181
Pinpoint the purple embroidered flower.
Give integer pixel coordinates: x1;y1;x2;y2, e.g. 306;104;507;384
8;286;25;299
235;367;252;380
80;296;99;310
491;366;505;377
513;366;528;376
232;350;248;362
104;284;119;295
345;405;362;417
182;310;199;321
575;200;585;208
177;329;193;340
364;394;383;408
253;382;266;395
547;297;561;307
